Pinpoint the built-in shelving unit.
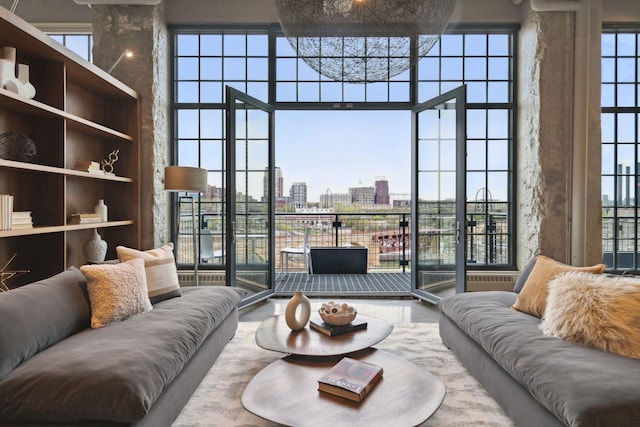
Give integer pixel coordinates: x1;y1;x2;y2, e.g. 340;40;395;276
0;5;140;287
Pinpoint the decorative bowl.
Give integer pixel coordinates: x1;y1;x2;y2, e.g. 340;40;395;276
318;301;357;326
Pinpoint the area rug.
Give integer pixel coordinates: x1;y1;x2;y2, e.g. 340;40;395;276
173;322;515;427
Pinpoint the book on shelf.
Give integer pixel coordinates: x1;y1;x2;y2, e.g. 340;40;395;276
74;161;104;175
317;357;383;402
9;211;33;229
0;194;14;231
11;223;33;229
69;213;102;224
309;318;368;337
12;218;33;225
12;211;32;219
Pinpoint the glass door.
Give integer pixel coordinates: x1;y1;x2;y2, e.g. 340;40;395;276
225;86;275;306
411;86;467;304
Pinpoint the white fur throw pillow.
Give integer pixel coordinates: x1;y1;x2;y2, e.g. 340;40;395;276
541;271;640;359
81;258;153;329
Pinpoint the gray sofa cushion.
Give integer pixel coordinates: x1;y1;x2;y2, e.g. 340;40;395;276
0;286;245;423
513;256;536;293
439;291;640;426
0;267;90;380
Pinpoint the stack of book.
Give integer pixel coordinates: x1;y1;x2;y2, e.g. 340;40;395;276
11;211;33;229
75;160;104;175
0;194;14;231
317;357;383;402
69;213;102;224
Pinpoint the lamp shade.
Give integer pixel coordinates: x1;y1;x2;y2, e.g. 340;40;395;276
164;166;207;193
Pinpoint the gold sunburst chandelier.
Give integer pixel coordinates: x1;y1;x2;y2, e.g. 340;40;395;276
275;0;456;83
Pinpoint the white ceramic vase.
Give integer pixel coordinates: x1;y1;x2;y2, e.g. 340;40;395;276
0;47;18;94
0;47;36;99
84;228;107;263
285;291;311;331
94;199;108;222
17;63;36;99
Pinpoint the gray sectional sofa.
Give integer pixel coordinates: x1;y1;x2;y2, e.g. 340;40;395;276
0;267;245;426
439;291;640;427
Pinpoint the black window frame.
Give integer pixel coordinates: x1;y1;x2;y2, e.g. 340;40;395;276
601;24;640;271
170;23;518;270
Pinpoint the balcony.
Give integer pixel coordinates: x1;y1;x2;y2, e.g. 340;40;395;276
173;203;513;295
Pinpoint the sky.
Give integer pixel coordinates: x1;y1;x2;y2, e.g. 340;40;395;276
275;110;411;202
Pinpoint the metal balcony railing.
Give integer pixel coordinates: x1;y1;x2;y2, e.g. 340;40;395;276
173;202;511;272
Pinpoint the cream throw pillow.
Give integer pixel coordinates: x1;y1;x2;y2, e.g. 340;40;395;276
116;243;181;304
511;255;606;318
541;272;640;359
80;258;152;329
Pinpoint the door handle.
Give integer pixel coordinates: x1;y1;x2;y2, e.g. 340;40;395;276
232;221;237;244
456;221;460;245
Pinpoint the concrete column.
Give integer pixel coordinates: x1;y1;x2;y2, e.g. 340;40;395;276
517;0;603;267
517;9;575;266
91;3;170;250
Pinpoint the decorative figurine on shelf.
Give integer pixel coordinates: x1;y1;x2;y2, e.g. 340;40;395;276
101;149;119;175
0;131;37;162
0;253;29;292
0;47;36;99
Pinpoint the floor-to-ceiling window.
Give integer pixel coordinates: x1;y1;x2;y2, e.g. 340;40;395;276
417;31;514;266
171;25;516;271
173;30;270;268
601;27;640;271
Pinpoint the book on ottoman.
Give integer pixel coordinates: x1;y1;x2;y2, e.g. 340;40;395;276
309;318;368;336
318;357;383;402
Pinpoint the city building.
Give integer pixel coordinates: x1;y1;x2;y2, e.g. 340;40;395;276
204;185;223;202
262;166;284;202
289;182;307;209
374;177;390;205
349;186;375;205
320;192;352;208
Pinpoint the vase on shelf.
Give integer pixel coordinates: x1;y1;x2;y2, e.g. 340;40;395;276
0;47;36;99
94;199;108;222
285;291;311;331
84;228;107;263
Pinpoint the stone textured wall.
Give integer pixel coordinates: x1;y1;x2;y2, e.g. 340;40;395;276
91;4;170;250
517;11;575;266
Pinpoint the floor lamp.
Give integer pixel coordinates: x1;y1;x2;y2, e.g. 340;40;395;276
164;166;208;286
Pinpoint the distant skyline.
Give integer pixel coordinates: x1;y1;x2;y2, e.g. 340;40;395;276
275;110;411;201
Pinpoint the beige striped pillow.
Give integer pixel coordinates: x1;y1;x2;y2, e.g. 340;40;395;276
116;243;182;304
